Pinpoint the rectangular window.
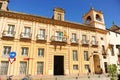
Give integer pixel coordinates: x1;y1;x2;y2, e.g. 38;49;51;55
38;29;45;39
19;62;27;74
73;65;78;70
23;27;31;37
73;50;78;61
0;61;9;75
102;45;106;54
7;24;15;34
85;64;89;70
72;33;76;42
55;31;63;41
38;48;44;57
0;3;2;9
111;46;114;56
82;35;87;43
91;36;96;45
3;46;11;55
21;47;28;56
84;51;89;61
57;14;61;20
37;62;44;74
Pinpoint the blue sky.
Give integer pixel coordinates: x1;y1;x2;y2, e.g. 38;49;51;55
8;0;120;28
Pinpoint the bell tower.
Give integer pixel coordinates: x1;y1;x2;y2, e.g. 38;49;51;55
0;0;9;11
83;7;106;30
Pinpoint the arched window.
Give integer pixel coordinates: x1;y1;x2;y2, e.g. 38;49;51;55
96;14;101;21
86;16;91;24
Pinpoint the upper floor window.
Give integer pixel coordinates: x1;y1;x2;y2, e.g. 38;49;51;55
109;44;114;56
57;14;62;20
7;25;15;34
86;16;91;24
3;46;11;55
73;50;78;61
102;45;106;54
91;36;96;44
72;33;76;41
21;47;28;56
96;14;101;21
38;48;44;57
84;51;89;61
0;3;2;9
82;35;87;43
24;27;31;35
37;62;44;74
38;29;45;39
55;31;63;41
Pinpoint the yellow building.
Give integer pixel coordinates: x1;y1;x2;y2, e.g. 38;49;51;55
0;0;108;77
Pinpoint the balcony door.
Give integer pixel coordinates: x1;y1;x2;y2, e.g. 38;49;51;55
7;25;15;35
24;27;30;37
55;31;63;41
38;29;45;39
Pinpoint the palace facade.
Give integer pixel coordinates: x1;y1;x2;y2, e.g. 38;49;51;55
0;0;112;77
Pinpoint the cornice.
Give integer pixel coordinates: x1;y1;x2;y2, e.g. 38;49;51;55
0;10;107;34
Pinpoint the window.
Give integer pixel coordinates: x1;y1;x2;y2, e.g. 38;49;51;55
109;45;114;56
55;31;63;41
84;51;88;61
102;45;106;54
82;35;87;44
21;47;28;56
57;14;61;20
0;61;9;75
91;36;96;45
7;25;15;35
37;62;44;74
0;3;2;9
3;46;11;55
86;16;91;24
38;29;45;39
38;48;44;57
73;50;78;61
23;27;31;37
85;64;89;70
73;65;78;70
19;62;27;74
101;37;103;40
96;14;101;21
71;33;76;42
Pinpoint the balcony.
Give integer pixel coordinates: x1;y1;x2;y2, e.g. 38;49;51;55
81;40;89;47
20;32;32;40
70;38;79;45
51;36;67;43
91;41;98;47
2;31;15;38
36;34;47;41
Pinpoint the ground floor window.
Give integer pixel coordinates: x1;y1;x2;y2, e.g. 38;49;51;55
0;61;9;75
73;65;78;70
19;62;27;75
37;62;44;74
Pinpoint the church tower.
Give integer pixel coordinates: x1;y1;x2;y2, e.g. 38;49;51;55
83;7;106;30
0;0;9;11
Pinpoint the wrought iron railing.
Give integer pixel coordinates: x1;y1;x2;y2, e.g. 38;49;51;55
2;31;15;37
36;34;47;40
51;36;67;42
20;32;32;39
